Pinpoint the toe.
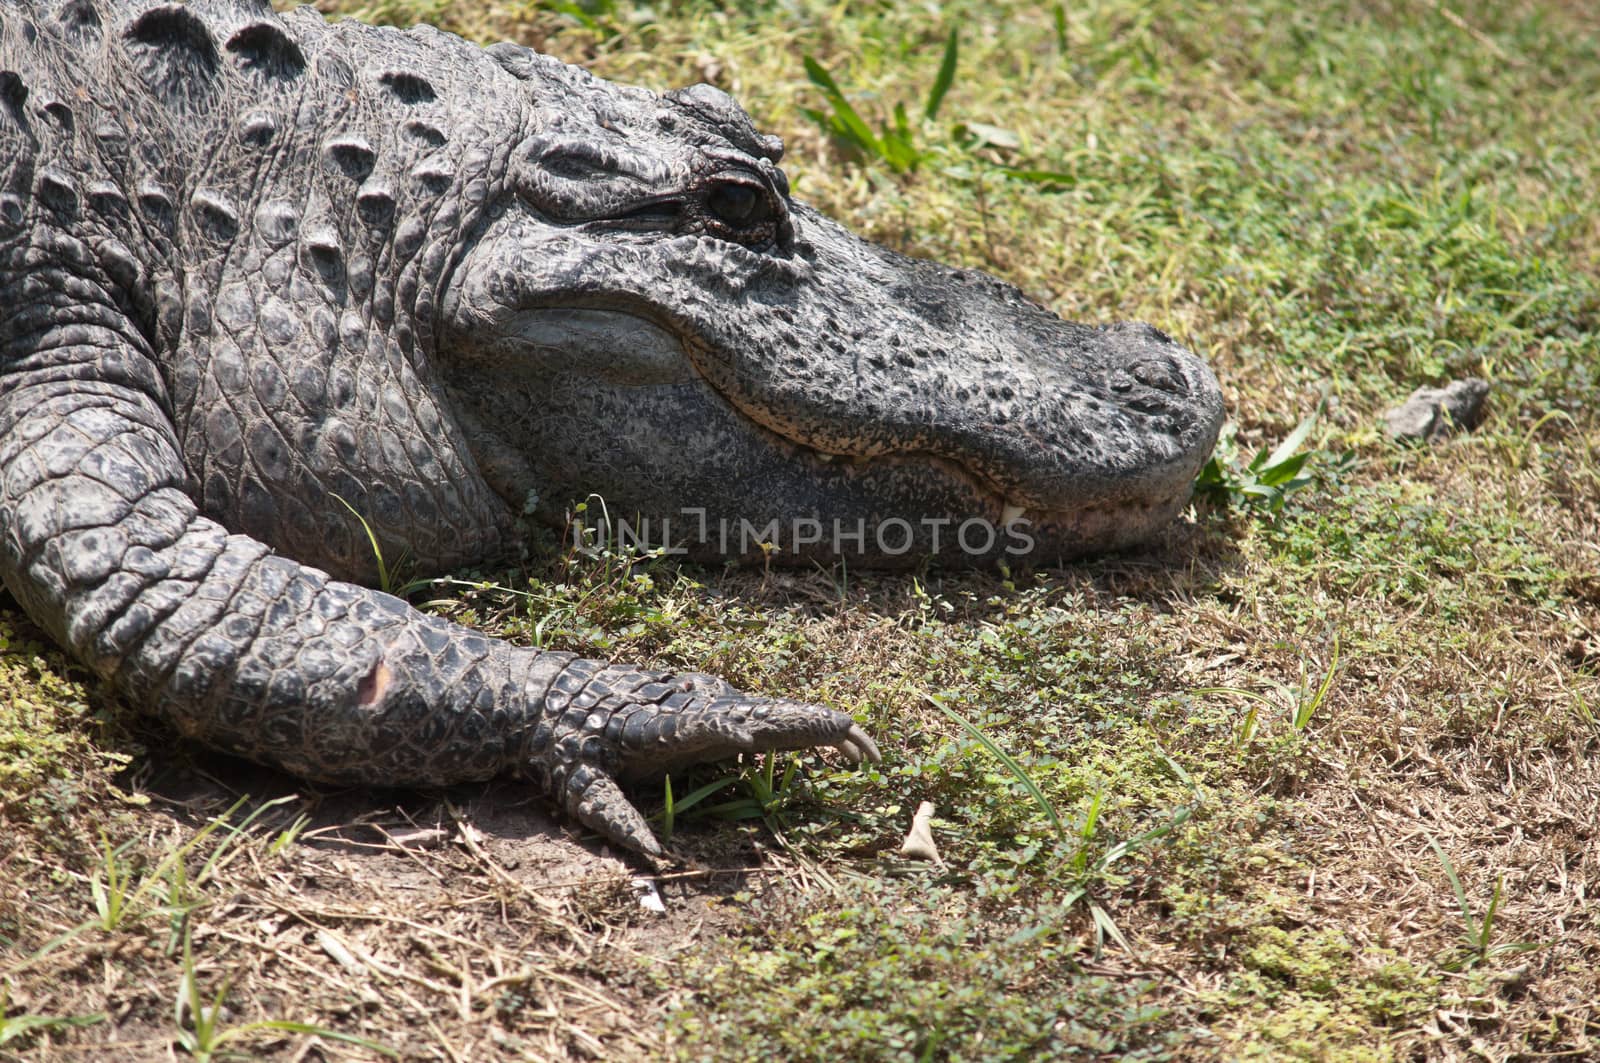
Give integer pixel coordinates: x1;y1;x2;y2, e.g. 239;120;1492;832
835;723;882;766
617;695;868;773
559;761;667;860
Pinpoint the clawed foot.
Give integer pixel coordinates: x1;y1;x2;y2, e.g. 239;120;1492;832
527;664;880;859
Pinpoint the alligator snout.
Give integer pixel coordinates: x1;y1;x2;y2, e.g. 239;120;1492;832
676;207;1226;552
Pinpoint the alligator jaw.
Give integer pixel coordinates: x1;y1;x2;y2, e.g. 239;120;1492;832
759;428;1209;561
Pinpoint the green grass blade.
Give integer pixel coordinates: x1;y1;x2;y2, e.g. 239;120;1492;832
660;776;739;818
1195;685;1288;730
661;774;675;841
1078;786;1104;843
695;798;767;821
124;795;253;920
1480;875;1503;946
927;693;1063;838
1427;835;1478;943
1235;702;1260;745
1094;806;1191;873
193;794;297;886
1294;635;1340;730
803;56;880;156
330;492;390;594
1089;901;1135;955
925;28;958;121
1574;684;1596;726
1261;402;1322;471
1057;885;1088;910
16;920;98;972
0;1013;104;1045
1255;451;1312;487
539;1;598;30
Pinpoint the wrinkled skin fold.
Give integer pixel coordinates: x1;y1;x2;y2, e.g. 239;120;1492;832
0;0;1222;856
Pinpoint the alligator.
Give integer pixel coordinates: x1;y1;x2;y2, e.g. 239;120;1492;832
0;0;1224;858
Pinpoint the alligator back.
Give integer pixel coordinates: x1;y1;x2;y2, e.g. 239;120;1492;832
1;0;520;582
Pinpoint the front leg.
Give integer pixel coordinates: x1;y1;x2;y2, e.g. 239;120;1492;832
0;316;874;858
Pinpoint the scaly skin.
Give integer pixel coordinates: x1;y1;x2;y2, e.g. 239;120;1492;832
0;0;1219;856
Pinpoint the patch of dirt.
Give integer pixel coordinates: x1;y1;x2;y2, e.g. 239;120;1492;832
3;747;802;1061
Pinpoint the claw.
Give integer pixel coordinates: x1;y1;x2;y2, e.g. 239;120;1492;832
834;723;881;766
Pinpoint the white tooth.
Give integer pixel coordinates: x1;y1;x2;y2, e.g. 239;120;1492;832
816;453;835;463
1001;502;1025;526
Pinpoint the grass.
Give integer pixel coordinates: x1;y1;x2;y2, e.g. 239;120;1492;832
3;0;1599;1058
169;923;398;1061
802;26;960;174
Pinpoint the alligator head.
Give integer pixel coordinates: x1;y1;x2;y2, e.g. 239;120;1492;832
434;49;1226;566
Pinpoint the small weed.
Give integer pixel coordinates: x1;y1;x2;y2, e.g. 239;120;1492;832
1572;685;1597;728
1194;403;1330;516
21;795;299;967
533;0;625;38
415;494;700;655
924;691;1189;955
658;772;735;842
562;495;677;572
83;798;259;935
1198;633;1341;742
172;925;396;1061
330;493;422;597
925;691;1064;836
665;884;1176;1059
659;752;805;844
1292;634;1339;731
267;813;311;857
1058;802;1193;956
801;29;1077;191
803;28;957;174
1426;837;1540;971
88;833;136;931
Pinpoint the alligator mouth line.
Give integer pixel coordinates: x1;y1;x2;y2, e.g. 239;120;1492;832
715;402;1193;549
669;332;1034;520
491;298;1193;546
671;332;1194;539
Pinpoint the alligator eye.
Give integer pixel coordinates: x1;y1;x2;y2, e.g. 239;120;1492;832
706;181;767;227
